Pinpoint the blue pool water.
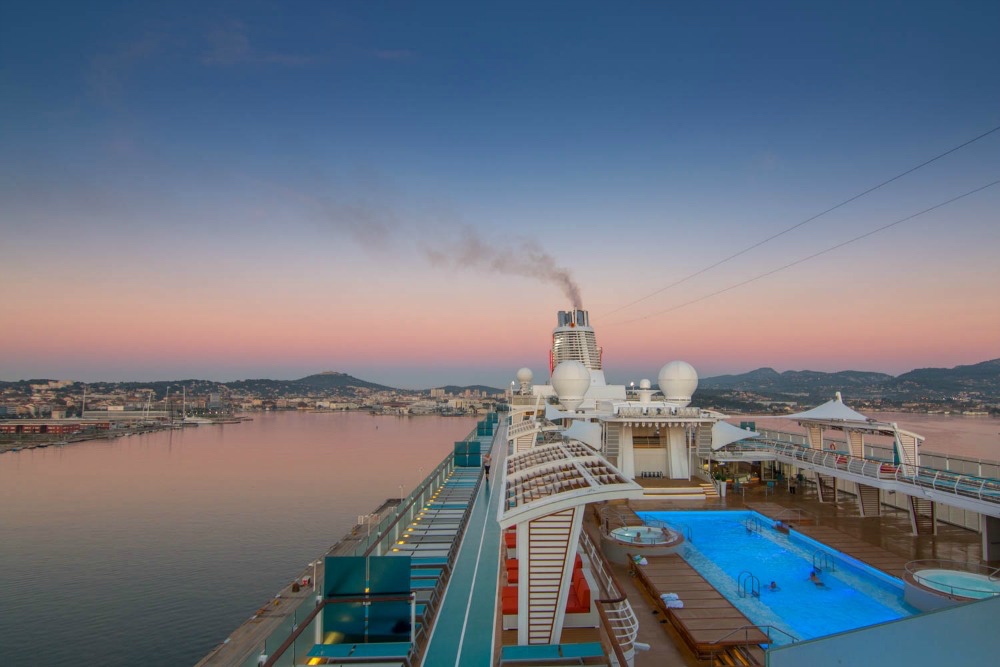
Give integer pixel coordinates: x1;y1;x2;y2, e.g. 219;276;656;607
638;511;919;643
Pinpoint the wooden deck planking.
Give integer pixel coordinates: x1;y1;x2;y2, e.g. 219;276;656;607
632;555;769;657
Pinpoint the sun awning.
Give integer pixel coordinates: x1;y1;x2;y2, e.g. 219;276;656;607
711;421;760;450
785;392;870;422
560;421;603;450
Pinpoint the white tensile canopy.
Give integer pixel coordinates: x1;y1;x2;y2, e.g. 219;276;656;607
711;421;760;450
785;392;870;422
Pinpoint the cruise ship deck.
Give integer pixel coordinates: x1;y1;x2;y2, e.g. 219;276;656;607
200;310;999;667
201;415;999;667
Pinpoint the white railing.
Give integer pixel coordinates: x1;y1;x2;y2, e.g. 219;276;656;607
579;530;638;666
741;439;1000;509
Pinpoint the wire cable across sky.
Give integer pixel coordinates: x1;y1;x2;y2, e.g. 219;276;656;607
601;122;1000;320
607;177;1000;326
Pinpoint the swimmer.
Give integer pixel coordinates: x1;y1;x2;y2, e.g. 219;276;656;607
809;571;826;587
769;581;780;591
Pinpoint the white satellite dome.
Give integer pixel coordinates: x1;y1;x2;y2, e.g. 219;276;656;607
551;361;590;412
639;379;651;389
658;361;698;407
516;367;533;384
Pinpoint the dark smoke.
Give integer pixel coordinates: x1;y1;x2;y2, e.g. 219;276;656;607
306;182;583;306
424;225;583;308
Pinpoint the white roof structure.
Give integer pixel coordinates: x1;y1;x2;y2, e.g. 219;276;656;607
499;441;643;527
785;392;870;422
711;421;760;450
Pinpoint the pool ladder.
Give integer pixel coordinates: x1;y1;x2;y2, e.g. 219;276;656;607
812;549;836;572
744;516;763;534
737;571;761;598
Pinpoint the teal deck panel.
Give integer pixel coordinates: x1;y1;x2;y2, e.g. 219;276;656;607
422;428;503;667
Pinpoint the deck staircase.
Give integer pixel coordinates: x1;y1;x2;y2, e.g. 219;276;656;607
701;482;720;499
696;426;714;459
713;644;765;667
909;496;937;535
814;473;837;503
856;483;882;517
604;424;621;467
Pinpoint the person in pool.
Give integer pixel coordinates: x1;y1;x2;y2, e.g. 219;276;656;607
809;571;826;587
769;581;780;591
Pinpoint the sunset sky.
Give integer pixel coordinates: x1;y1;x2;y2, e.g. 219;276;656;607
3;1;999;388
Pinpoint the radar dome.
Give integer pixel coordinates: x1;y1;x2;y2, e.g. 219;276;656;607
551;361;590;412
639;379;651;389
658;361;698;407
516;367;533;384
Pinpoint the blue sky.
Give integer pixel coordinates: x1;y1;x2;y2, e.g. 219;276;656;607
2;1;998;387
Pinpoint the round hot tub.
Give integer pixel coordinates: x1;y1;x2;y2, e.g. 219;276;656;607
610;525;673;545
914;569;1000;599
904;560;1000;610
601;523;685;564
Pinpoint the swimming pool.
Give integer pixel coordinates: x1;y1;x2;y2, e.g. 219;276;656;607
638;511;919;643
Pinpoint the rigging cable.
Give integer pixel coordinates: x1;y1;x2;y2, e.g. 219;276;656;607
608;178;1000;325
602;122;1000;319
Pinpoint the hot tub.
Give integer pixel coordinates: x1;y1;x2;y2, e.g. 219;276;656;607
914;569;1000;599
609;525;673;545
601;523;685;564
904;560;1000;611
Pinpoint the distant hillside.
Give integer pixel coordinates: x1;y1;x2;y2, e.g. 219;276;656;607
697;359;1000;402
700;368;893;397
889;359;1000;395
292;372;394;392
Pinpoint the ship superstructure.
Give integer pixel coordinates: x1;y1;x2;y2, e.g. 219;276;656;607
206;307;1000;667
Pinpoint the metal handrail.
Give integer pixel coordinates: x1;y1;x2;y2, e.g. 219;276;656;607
711;624;798;645
812;550;836;572
771;508;817;524
747;439;1000;507
737;571;760;598
904;559;1000;598
579;530;637;666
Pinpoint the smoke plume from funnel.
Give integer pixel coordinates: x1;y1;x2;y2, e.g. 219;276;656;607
425;226;582;308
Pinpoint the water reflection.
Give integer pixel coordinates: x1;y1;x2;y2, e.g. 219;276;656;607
0;412;477;667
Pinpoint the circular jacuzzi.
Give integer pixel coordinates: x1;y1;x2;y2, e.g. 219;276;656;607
601;523;685;564
913;569;1000;599
904;560;1000;610
610;525;674;545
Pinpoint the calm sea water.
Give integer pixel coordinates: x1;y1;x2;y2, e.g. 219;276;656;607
0;412;476;667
